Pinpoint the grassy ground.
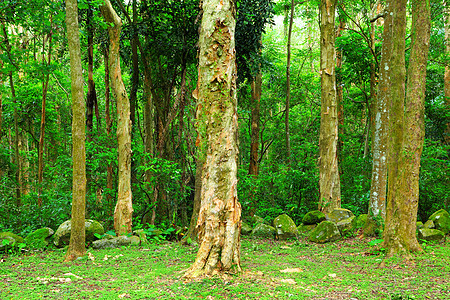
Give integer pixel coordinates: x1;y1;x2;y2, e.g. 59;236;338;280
0;236;449;300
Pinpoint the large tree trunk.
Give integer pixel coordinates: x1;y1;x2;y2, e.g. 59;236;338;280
101;0;133;236
318;0;340;213
285;0;294;166
383;0;430;257
64;0;86;262
366;0;392;235
183;0;241;279
86;6;98;137
104;47;114;210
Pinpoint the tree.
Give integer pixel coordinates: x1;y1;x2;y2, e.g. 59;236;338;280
318;0;341;213
445;0;450;147
183;0;241;278
383;0;431;257
366;0;392;234
100;0;133;236
64;0;86;262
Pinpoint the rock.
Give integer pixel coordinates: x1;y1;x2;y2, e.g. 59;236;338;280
273;214;299;240
297;224;316;233
429;209;450;234
362;217;381;237
336;216;357;237
241;222;253;235
54;219;104;248
418;228;445;243
0;232;25;251
326;208;355;223
356;214;368;228
25;227;54;249
249;215;267;226
92;235;141;249
133;229;148;243
308;221;341;243
251;223;276;238
423;220;435;229
302;210;326;225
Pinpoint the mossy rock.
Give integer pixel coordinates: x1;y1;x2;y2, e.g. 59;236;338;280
416;221;424;230
251;223;275;239
423;220;435;229
249;215;267;226
418;228;445;243
363;217;382;237
308;221;341;244
302;210;326;225
273;214;299;240
0;232;25;251
297;224;316;234
326;208;355;223
336;216;357;237
241;222;253;236
429;209;450;234
54;219;104;248
133;229;148;243
356;214;368;228
92;235;140;250
25;227;54;250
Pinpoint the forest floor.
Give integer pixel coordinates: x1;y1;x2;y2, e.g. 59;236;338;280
0;235;449;300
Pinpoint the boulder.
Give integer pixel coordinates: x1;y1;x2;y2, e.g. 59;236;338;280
133;229;148;243
297;224;316;233
336;216;357;237
0;232;25;251
273;214;299;240
362;217;381;237
92;235;140;250
356;214;368;228
54;219;104;248
241;222;253;236
249;215;267;226
251;223;276;238
326;208;355;223
429;209;450;234
423;220;435;229
418;228;445;243
302;210;326;225
25;227;54;249
416;221;424;229
308;221;341;244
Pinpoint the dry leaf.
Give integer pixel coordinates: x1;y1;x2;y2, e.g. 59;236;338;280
280;278;296;284
280;268;303;273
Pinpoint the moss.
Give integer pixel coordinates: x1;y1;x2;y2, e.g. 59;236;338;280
0;232;25;251
25;227;54;250
302;210;326;225
356;214;368;228
308;221;341;243
273;214;298;239
429;209;450;234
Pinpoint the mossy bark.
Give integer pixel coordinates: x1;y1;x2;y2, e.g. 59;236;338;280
383;0;430;257
101;0;133;236
64;0;86;262
184;0;241;279
319;0;341;213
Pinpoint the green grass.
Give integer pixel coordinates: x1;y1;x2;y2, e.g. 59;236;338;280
1;237;449;299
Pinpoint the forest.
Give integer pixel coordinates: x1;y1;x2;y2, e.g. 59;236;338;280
0;0;449;296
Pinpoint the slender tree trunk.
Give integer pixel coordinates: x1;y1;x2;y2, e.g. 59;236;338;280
445;1;450;147
182;157;203;244
318;0;340;213
104;47;114;209
130;0;138;132
249;71;261;176
383;0;430;257
86;7;98;137
336;11;345;173
64;0;86;262
367;0;392;234
285;0;294;166
101;0;133;236
184;0;241;278
38;27;53;207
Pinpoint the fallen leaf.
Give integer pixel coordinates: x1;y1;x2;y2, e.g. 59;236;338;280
280;278;296;284
328;273;337;278
280;268;303;273
118;293;130;299
63;273;82;279
280;246;292;250
88;252;95;261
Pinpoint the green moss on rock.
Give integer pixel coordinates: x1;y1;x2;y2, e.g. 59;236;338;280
356;214;368;228
429;209;450;234
54;219;104;248
326;208;354;223
0;232;25;251
336;216;357;237
302;210;326;225
25;227;54;250
241;222;253;236
418;228;445;243
308;221;341;244
273;214;298;240
297;224;316;234
251;223;275;238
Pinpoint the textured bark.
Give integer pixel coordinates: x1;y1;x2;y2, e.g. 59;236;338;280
184;0;241;278
38;27;53;207
285;0;294;166
336;12;344;173
101;0;133;236
318;0;341;213
104;48;114;207
64;0;86;262
383;0;430;257
367;0;392;228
